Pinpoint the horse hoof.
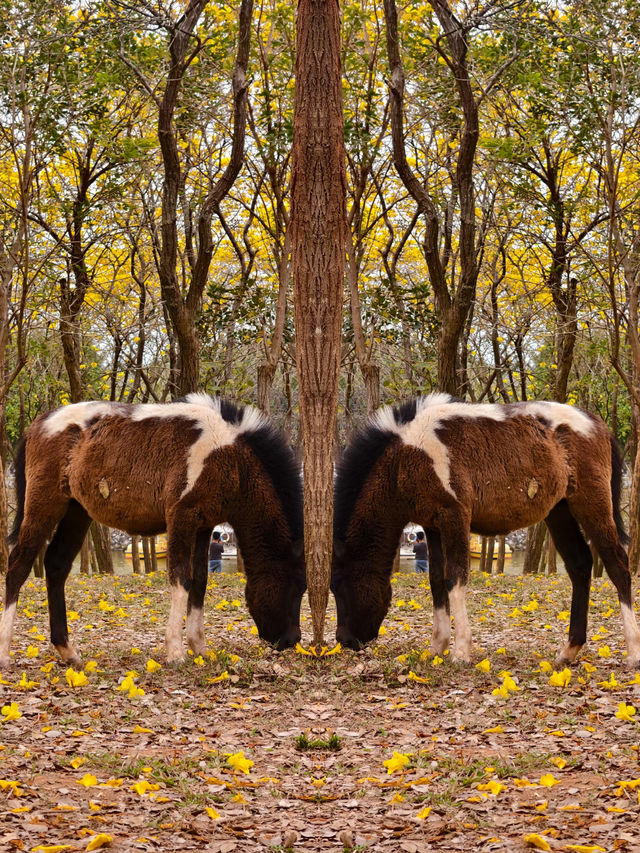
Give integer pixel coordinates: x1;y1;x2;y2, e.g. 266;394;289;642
624;657;640;672
66;656;83;671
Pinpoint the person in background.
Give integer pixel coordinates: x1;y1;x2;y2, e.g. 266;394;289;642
208;530;224;574
413;530;429;573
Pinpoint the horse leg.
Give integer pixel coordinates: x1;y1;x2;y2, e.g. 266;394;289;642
426;531;450;655
545;501;592;666
439;511;472;662
572;506;640;667
44;501;91;668
0;509;66;668
186;529;211;657
165;512;198;663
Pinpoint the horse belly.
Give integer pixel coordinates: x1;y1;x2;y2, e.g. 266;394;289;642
470;464;568;536
67;463;167;536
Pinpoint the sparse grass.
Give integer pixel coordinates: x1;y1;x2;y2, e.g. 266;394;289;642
295;731;342;751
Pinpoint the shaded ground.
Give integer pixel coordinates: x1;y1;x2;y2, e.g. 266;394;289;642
1;568;639;852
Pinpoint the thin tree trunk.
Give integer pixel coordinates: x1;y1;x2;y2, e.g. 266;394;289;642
150;537;158;574
523;523;547;575
130;536;141;575
291;0;346;644
142;537;153;574
80;539;90;575
90;523;113;575
496;536;506;575
479;537;488;574
485;536;496;574
547;537;557;575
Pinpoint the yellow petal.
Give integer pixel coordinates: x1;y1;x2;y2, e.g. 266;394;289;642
86;834;113;850
416;805;431;819
78;773;98;787
383;750;411;774
206;806;221;820
539;773;560;787
226;751;254;774
524;834;552;850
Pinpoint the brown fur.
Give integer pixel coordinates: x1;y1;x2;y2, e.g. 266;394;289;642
332;400;640;665
1;403;305;668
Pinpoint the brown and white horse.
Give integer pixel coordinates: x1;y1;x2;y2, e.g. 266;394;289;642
331;393;640;666
0;395;305;668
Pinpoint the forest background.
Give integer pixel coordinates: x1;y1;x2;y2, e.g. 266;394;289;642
1;0;640;576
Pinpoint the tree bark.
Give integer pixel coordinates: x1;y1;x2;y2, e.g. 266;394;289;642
155;0;253;395
384;0;479;396
523;523;547;575
292;0;346;644
130;536;141;575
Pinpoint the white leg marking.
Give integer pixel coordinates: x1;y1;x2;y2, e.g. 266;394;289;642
431;606;451;655
620;603;640;664
166;585;189;663
0;601;17;668
449;584;472;662
555;642;581;667
186;606;206;657
54;643;82;669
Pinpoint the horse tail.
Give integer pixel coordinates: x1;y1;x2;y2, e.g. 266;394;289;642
610;432;629;547
7;437;27;547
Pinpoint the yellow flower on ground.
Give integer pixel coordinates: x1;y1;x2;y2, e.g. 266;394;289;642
416;806;431;819
615;702;637;722
206;806;221;820
598;645;611;658
538;660;553;672
538;773;560;787
1;702;21;721
549;668;571;687
25;645;39;658
31;846;74;853
226;751;254;774
146;659;162;673
432;655;443;666
551;757;567;770
85;834;113;850
18;672;39;689
388;791;405;803
477;780;506;795
383;750;411;774
70;757;86;770
564;846;606;852
408;670;429;684
78;773;98;787
209;671;229;684
131;780;160;795
295;642;312;656
524;834;552;850
66;668;88;688
476;659;491;673
484;724;504;734
597;673;619;689
0;779;24;796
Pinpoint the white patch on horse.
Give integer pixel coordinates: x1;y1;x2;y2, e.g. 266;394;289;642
399;399;507;496
54;641;82;668
449;583;472;662
186;606;206;657
520;401;595;436
431;606;450;655
166;585;189;662
620;602;640;663
0;600;17;666
42;401;117;436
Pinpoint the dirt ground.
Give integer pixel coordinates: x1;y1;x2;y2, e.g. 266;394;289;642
1;567;639;853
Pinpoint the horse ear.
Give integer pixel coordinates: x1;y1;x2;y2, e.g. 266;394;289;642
333;538;346;559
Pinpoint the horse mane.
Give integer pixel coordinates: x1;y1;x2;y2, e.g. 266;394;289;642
239;421;303;542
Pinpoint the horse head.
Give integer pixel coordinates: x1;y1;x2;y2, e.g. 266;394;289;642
331;538;392;650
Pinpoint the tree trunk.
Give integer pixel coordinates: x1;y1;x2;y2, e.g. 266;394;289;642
90;522;113;575
547;537;557;575
150;537;158;574
479;537;488;574
628;420;640;576
291;0;346;644
485;536;496;574
142;537;153;574
80;539;90;575
496;536;506;575
523;523;547;575
130;536;141;575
